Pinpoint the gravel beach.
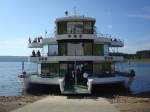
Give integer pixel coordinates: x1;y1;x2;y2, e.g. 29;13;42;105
0;95;45;112
107;92;150;112
0;92;150;112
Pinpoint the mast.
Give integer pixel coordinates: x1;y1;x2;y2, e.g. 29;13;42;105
22;61;24;73
74;47;77;85
73;6;77;16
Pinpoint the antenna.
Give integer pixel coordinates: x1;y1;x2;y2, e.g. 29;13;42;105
22;61;24;73
73;6;77;16
45;30;47;37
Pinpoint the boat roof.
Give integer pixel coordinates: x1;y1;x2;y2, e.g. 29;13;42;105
55;15;96;23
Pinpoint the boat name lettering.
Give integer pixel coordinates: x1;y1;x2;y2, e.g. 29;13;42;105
67;34;82;39
39;57;47;61
104;56;113;61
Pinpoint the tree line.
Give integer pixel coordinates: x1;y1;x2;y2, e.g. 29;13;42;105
110;50;150;59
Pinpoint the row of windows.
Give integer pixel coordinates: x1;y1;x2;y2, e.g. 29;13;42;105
41;63;113;77
93;63;112;74
43;42;104;56
57;21;94;34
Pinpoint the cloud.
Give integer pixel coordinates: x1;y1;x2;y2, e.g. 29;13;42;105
126;6;150;20
127;14;150;20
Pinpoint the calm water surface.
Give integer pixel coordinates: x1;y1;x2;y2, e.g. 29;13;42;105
129;62;150;93
0;62;150;96
0;62;36;96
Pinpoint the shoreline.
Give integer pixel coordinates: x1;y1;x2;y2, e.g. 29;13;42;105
0;91;150;112
125;59;150;63
0;95;45;112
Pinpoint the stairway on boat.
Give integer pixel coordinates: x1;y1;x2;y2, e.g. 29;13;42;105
63;84;90;94
58;77;93;94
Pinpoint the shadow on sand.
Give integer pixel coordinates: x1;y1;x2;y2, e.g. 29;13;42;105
23;84;134;100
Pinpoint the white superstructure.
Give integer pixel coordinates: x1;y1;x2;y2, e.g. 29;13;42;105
23;13;134;94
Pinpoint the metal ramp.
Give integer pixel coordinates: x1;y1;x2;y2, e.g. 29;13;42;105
62;84;90;94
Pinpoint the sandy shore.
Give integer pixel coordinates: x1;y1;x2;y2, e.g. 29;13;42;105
107;92;150;112
0;95;45;112
0;92;150;112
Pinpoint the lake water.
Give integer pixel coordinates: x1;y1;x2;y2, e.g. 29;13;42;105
0;62;150;96
0;62;36;96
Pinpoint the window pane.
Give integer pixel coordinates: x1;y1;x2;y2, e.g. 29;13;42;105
104;45;109;55
93;44;104;56
67;42;84;56
57;21;94;34
93;63;112;75
67;22;83;34
48;44;58;56
41;63;49;74
83;42;92;55
59;43;67;56
41;63;59;76
43;45;48;56
60;64;68;77
57;22;67;34
83;62;93;73
49;64;59;75
84;21;92;34
102;63;111;72
93;63;102;74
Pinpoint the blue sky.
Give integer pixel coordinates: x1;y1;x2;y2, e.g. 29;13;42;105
0;0;150;56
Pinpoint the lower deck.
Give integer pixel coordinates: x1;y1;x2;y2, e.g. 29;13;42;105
24;73;131;94
24;61;133;94
40;61;114;83
63;85;89;94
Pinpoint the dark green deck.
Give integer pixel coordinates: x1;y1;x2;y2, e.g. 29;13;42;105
63;84;90;94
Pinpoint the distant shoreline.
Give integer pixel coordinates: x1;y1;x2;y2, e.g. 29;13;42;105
126;58;150;63
0;56;28;62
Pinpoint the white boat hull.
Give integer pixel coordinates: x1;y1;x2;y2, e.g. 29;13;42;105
23;74;134;94
23;75;60;90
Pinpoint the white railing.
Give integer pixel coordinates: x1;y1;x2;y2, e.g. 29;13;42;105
95;32;124;44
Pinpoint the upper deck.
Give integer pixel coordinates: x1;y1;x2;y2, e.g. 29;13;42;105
28;36;123;48
28;15;124;48
55;16;96;23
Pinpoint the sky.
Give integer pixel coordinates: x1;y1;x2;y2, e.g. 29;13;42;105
0;0;150;56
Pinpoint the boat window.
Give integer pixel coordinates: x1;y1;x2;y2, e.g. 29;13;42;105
93;63;111;75
58;42;67;56
57;22;67;34
67;22;83;34
102;63;111;73
42;45;48;56
60;64;68;77
41;63;59;76
93;63;103;74
93;44;104;56
83;62;93;73
48;44;58;56
57;21;94;34
67;42;84;56
83;21;93;34
83;42;92;55
41;64;49;74
49;63;59;75
104;44;109;55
